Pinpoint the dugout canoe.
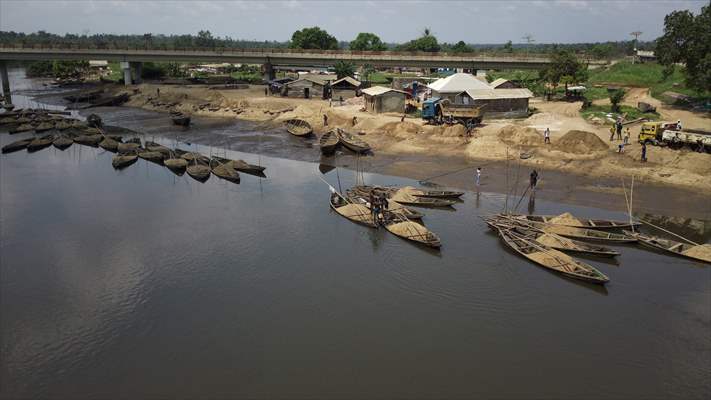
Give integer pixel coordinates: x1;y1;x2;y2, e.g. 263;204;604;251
171;113;191;126
145;141;172;156
181;151;210;165
345;190;425;221
73;134;102;147
319;130;339;155
137;148;165;164
513;212;640;230
623;230;711;264
2;138;33;153
34;121;55;132
117;142;141;154
285;119;312;137
383;211;440;248
112;154;138;169
399;186;464;199
27;135;55;152
337;128;370;153
390;189;456;208
494;215;636;243
187;163;211;182
98;136;119;152
329;192;376;228
9;123;35;134
164;156;188;174
488;220;619;257
52;135;74;150
497;227;610;284
211;162;240;183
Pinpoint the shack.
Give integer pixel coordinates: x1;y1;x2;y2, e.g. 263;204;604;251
428;73;491;103
331;76;361;99
362;86;408;114
458;88;533;118
489;78;521;89
282;78;325;99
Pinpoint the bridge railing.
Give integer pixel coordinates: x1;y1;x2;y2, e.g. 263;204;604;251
0;43;603;63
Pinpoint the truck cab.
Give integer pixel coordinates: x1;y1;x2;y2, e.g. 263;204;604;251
639;121;678;144
422;97;441;121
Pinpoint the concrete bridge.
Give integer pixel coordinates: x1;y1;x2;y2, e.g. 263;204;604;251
0;45;607;94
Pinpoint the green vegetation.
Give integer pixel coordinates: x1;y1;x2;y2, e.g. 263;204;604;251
587;61;709;102
289;27;338;50
396;28;440;52
26;60;89;78
334;61;355;79
448;41;474;53
541;50;588;96
656;3;710;94
580;104;659;125
609;88;625;112
349;33;386;51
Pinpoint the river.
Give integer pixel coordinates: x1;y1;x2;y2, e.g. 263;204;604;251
1;68;710;399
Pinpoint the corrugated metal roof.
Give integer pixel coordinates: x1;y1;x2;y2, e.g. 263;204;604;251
464;88;533;100
428;73;490;93
489;78;509;88
361;86;408;96
286;77;326;87
332;76;361;87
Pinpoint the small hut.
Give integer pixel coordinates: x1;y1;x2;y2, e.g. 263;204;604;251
282;78;325;99
362;86;408;114
490;78;521;89
331;76;362;99
458;88;533;118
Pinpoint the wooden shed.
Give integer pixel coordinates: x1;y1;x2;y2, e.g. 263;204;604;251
331;76;361;99
361;86;408;114
459;88;533;118
282;78;325;99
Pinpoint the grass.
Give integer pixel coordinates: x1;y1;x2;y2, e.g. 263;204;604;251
587;61;709;103
230;71;262;84
580;104;660;125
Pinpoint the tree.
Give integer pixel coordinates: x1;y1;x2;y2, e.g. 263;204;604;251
397;28;440;52
609;88;625;112
656;3;711;93
195;30;215;48
349;32;386;51
334;61;355;79
450;40;474;53
361;64;376;82
503;40;513;53
290;27;338;50
542;49;587;92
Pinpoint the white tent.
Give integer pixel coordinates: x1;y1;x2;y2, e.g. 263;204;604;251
428;73;491;94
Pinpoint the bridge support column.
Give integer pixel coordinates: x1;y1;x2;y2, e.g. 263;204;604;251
0;61;11;104
120;61;133;85
263;62;275;82
130;62;143;84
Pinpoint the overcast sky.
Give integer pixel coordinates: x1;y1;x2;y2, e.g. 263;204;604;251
0;0;705;44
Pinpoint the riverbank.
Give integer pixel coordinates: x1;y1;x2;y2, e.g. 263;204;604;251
115;82;711;193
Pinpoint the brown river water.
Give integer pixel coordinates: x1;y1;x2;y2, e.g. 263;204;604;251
1;68;710;399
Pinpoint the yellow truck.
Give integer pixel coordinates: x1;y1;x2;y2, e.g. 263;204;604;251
639;121;711;152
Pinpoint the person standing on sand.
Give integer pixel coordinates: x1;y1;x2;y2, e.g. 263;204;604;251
609;125;616;141
401;115;406;122
624;128;630;145
323;114;328;127
544;128;550;144
352;116;357;126
156;87;160;98
616;119;623;140
641;142;647;162
530;170;539;190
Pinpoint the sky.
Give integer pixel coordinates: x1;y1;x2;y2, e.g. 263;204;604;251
0;0;706;44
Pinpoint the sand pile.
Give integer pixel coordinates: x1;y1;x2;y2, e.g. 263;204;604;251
536;233;567;248
554;130;608;154
438;124;467;137
497;125;543;146
381;121;423;139
549;212;583;226
682;244;711;262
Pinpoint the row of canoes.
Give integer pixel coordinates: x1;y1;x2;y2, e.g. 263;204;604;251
349;185;462;209
319;128;371;154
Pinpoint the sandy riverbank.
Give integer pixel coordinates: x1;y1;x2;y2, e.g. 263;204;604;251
119;82;711;192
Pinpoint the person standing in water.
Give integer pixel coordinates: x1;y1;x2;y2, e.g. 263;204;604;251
530;170;539;190
475;167;481;187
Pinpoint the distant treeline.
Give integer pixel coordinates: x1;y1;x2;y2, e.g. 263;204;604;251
1;30;651;59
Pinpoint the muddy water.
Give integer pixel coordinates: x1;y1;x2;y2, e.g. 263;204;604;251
1;69;710;399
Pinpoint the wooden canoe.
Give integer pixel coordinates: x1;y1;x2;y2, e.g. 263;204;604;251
489;221;619;257
171;114;191;126
319;130;339;155
181;151;210;165
34;121;55;132
137;149;165;164
623;230;711;264
211;156;266;175
345;190;425;221
400;186;464;199
513;213;641;230
390;189;456;208
337;128;370;153
494;215;636;243
329;193;377;228
73;134;103;147
52;135;74;150
383;211;440;248
211;163;240;183
145;141;172;156
187;164;211;182
112;154;138;169
164;157;188;174
497;227;610;284
117;142;141;154
2;138;33;153
27;135;55;152
98;136;119;152
9;123;35;134
285;119;313;137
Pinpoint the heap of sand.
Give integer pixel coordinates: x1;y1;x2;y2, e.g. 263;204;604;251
554;130;608;154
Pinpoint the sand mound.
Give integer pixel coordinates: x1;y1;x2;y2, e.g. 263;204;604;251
497;125;543;146
554;130;608;154
381;121;423;139
439;124;467;137
682;244;711;262
549;212;583;226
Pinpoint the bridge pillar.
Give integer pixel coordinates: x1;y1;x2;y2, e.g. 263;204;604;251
130;62;143;84
263;61;275;82
0;61;11;104
120;61;133;85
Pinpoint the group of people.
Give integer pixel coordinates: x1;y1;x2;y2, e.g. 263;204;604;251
369;189;388;226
